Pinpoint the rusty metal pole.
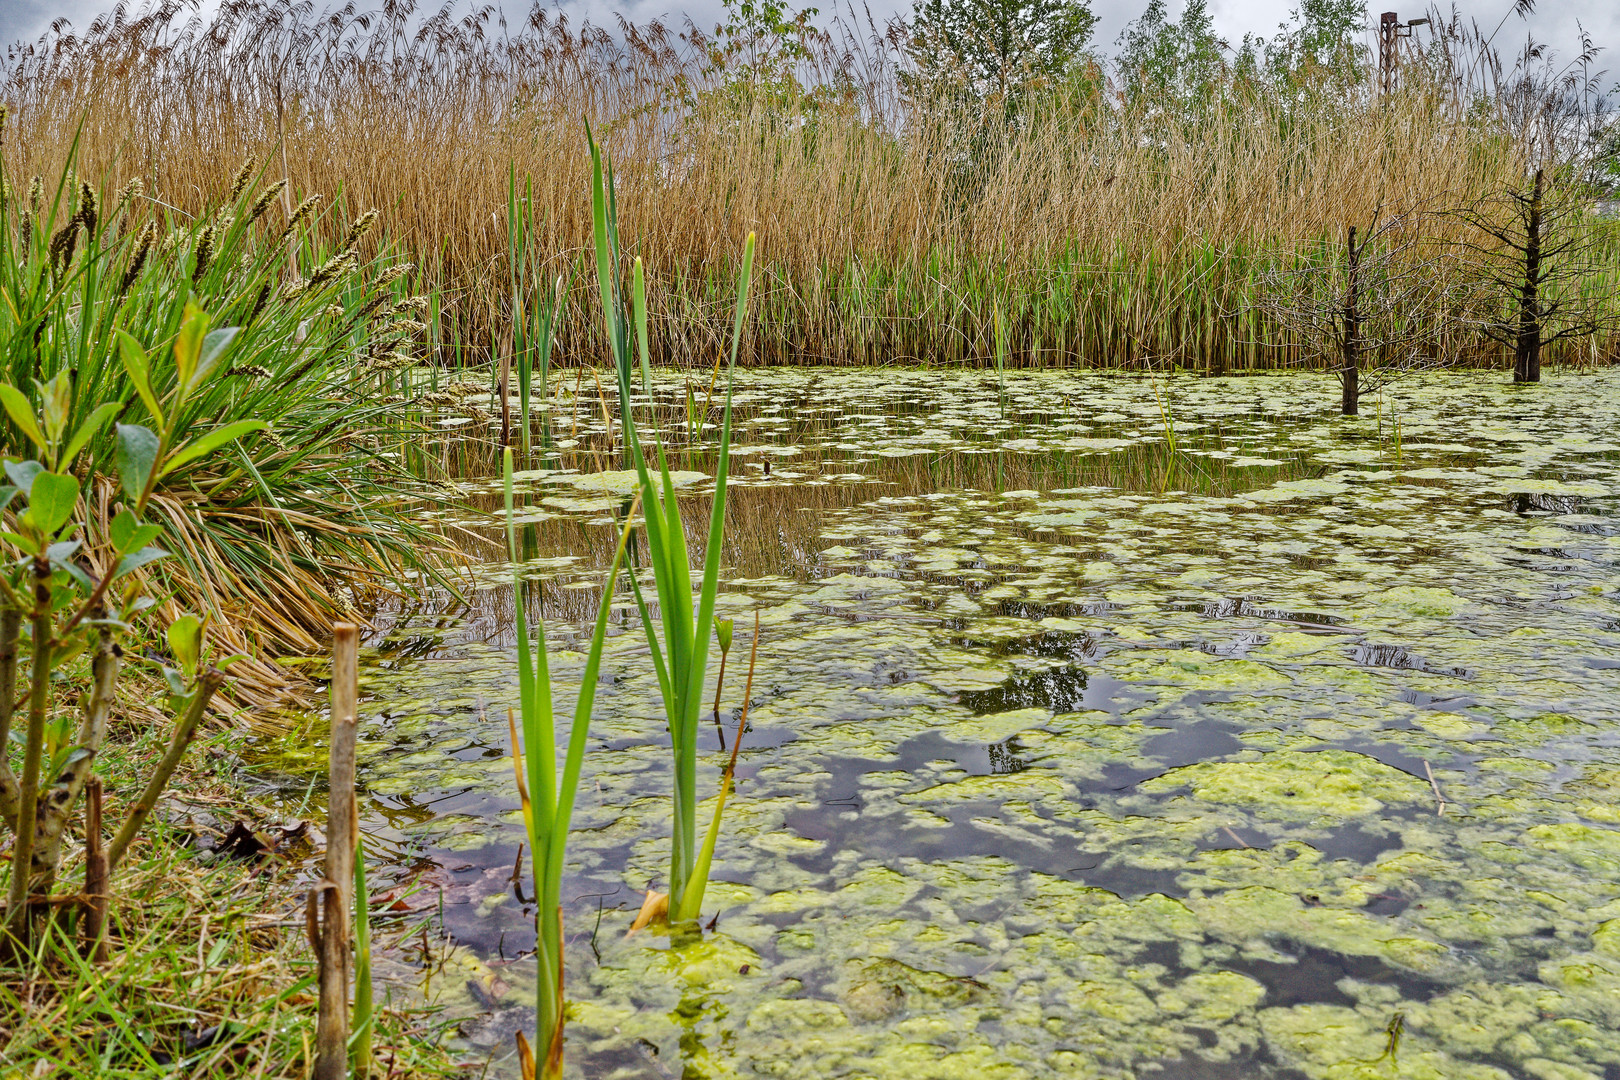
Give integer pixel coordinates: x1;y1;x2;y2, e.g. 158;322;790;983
1380;13;1399;98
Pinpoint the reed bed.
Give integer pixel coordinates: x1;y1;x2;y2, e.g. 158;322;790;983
5;1;1615;372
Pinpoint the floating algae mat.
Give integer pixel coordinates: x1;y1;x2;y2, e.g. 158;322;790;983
256;370;1620;1079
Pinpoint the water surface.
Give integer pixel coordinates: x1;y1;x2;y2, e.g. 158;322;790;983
257;369;1620;1080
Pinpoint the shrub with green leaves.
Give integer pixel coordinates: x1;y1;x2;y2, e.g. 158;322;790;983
0;312;257;952
0;129;440;678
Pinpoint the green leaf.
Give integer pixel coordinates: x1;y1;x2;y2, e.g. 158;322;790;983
161;421;268;476
60;401;124;468
46;539;83;562
187;327;240;393
114;545;169;578
163;667;187;699
168;614;203;677
173;302;209;400
109;510;163;555
0;487;14;514
36;372;71;444
26;472;79;535
115;424;160;503
115;331;163;428
48;540;93;591
0;385;47;452
1;530;38;554
4;460;43;496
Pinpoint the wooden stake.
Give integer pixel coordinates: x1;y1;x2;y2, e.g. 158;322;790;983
314;623;359;1080
82;776;108;964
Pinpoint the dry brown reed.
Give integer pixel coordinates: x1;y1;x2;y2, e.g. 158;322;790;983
4;0;1611;370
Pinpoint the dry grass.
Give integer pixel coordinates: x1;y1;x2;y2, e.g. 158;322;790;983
4;0;1613;371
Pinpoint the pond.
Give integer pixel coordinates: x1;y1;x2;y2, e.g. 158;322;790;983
254;368;1620;1080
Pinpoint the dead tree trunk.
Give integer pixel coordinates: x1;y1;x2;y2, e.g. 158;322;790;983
1341;224;1363;415
1514;168;1545;383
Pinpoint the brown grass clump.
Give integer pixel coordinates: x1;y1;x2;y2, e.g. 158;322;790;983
4;1;1613;371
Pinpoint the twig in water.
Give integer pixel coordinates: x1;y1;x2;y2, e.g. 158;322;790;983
1424;760;1448;816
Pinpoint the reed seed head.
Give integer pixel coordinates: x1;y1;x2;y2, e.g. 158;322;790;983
76;180;99;238
340;209;379;252
277;193;322;244
49;220;81;268
248;179;287;224
119;219;158;294
376;261;415;286
193;222;217;281
228;158;255;201
112;176;143;219
308;249;358;287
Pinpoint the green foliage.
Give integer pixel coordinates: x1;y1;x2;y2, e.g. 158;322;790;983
351;838;374;1077
1114;0;1227;119
588;131;757;925
904;0;1099;119
503;442;636;1078
0;141;437;652
507;165;566;458
1233;0;1370;100
0;303;250;950
703;0;822;97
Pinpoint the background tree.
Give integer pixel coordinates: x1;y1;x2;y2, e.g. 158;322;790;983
1256;211;1457;415
1454;166;1617;383
1236;0;1370;100
903;0;1099;120
1113;0;1226;119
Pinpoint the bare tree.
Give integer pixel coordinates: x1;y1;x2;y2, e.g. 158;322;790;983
1256;210;1457;415
1453;166;1615;383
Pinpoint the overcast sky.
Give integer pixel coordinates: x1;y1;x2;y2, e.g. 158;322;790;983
6;0;1619;79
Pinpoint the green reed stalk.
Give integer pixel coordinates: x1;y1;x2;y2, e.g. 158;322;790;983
504;446;635;1080
587;131;756;925
507;167;565;459
351;838;373;1078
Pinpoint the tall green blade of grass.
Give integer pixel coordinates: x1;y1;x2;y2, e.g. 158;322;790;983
351;837;373;1078
587;131;756;924
504;446;635;1080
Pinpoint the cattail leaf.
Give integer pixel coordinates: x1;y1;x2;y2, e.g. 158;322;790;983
115;423;159;503
160;420;268;477
0;384;47;452
25;471;79;535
